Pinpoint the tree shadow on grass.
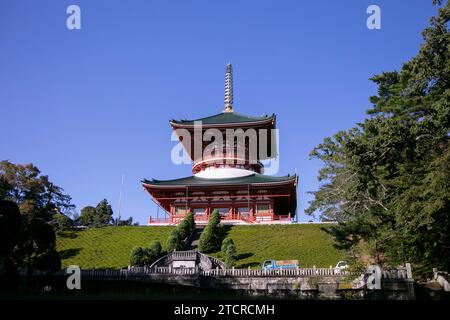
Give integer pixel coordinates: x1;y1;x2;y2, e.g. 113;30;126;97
58;231;78;239
236;252;254;260
59;248;82;260
208;225;233;252
238;262;261;268
218;225;232;240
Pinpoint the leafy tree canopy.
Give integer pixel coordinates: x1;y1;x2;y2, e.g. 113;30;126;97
0;160;74;222
307;1;450;272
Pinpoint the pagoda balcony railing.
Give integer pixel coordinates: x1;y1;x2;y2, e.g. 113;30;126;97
193;147;263;166
148;217;171;225
194;214;209;222
192;156;263;175
148;213;292;225
253;213;292;222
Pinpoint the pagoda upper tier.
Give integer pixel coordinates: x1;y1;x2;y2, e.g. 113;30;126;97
170;64;278;178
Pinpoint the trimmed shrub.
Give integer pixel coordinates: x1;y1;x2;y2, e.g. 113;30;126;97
186;212;195;229
224;243;237;268
198;225;214;252
130;246;144;266
149;240;162;256
209;210;220;226
177;219;191;240
221;238;235;255
199;209;221;253
166;229;182;252
144;240;162;265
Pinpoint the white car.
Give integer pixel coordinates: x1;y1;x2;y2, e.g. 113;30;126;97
335;261;348;270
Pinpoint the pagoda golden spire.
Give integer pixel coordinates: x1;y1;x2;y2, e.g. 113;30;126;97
223;63;233;113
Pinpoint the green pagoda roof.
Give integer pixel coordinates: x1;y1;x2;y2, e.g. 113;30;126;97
142;173;296;187
170;112;275;126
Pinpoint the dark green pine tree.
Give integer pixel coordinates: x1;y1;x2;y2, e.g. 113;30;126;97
307;1;450;272
92;199;113;227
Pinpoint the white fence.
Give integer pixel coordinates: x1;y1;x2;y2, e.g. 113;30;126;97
31;264;414;280
125;266;349;277
66;266;413;279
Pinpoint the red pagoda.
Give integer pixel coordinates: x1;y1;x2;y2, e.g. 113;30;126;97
143;64;297;225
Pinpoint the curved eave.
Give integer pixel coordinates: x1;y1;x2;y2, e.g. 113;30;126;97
169;116;276;129
141;175;297;189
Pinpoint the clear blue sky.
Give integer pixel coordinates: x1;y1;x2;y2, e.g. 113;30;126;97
0;1;438;224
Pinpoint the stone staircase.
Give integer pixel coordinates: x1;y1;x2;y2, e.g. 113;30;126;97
186;226;204;250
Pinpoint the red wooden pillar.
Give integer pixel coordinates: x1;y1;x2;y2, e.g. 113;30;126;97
169;206;173;224
270;200;274;221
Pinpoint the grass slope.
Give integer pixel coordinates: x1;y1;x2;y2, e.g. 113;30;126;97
56;224;343;269
57;226;174;269
210;224;344;268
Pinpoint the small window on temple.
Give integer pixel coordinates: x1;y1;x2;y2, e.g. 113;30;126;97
175;207;188;215
215;207;229;219
237;207;249;214
193;208;205;215
256;204;269;213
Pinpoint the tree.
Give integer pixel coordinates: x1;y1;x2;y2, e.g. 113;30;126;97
0;200;61;287
166;229;182;252
16;217;61;275
0;200;22;257
221;238;237;268
177;219;191;240
221;238;235;255
0;200;21;290
33;249;61;272
0;161;74;222
199;210;220;253
92;199;113;227
51;212;73;232
130;247;144;266
185;212;195;229
80;206;95;226
224;243;237;268
145;240;162;265
149;240;162;256
113;217;133;226
307;1;450;271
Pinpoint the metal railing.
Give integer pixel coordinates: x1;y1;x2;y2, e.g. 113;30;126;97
56;265;415;281
148;217;171;224
69;267;346;278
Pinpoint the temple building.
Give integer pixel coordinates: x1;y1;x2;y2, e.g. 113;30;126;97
143;64;297;225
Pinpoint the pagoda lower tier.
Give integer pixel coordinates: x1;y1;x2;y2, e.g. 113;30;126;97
142;173;297;225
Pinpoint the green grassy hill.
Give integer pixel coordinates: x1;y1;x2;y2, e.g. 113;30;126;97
56;224;343;269
57;226;174;269
211;224;344;268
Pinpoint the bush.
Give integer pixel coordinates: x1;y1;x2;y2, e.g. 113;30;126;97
166;229;182;252
33;249;62;272
186;212;195;229
224;243;237;268
149;240;162;256
177;219;191;240
221;238;234;255
130;246;144;266
144;240;162;265
209;210;220;226
199;209;221;253
198;225;214;252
